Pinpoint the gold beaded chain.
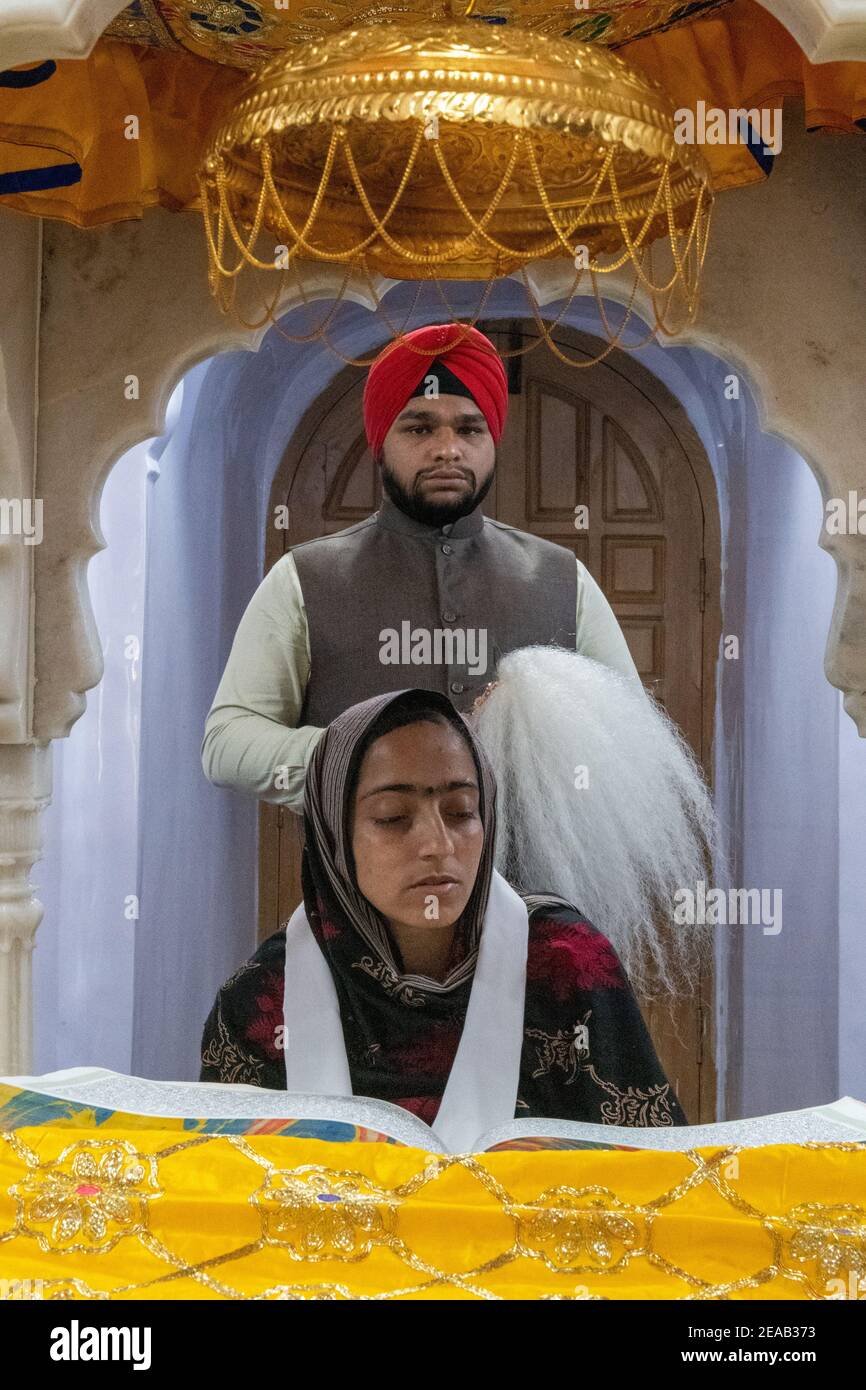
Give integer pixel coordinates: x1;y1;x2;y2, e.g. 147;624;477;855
197;115;711;368
204;128;670;276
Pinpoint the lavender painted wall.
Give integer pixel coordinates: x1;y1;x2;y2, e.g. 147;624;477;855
31;435;146;1073
131;357;261;1079
737;422;840;1112
839;699;866;1096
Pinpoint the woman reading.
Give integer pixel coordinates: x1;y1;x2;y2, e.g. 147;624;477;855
201;687;686;1148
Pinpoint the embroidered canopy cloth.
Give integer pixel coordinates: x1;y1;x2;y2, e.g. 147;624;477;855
2;1;866;223
1;1084;864;1300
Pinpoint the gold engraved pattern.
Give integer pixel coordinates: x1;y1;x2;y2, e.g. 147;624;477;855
197;17;712;341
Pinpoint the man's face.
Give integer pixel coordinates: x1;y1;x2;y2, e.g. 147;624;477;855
378;394;497;526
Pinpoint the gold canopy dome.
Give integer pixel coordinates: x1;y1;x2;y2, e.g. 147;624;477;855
198;19;713;350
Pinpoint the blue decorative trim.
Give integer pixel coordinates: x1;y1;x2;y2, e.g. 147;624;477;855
0;60;56;88
0;162;83;196
739;115;775;177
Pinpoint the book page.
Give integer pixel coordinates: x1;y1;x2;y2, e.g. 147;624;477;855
1;1068;448;1153
476;1097;866;1152
8;1070;865;1155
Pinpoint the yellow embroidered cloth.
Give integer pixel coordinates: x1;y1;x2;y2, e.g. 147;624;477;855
2;1120;865;1300
2;0;866;226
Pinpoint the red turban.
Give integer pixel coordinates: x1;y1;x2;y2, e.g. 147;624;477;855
362;323;509;461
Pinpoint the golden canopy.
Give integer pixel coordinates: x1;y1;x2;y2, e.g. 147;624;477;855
2;0;863;229
200;21;711;276
196;19;712;351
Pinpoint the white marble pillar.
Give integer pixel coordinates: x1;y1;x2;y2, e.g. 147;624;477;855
0;210;49;1073
0;743;51;1073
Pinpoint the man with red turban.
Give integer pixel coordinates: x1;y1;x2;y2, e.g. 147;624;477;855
202;322;640;810
362;321;508;527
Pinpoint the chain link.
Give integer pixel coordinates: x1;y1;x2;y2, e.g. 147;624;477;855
198;118;712;368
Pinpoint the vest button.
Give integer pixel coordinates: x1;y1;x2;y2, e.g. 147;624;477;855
442;610;457;623
441;544;453;555
450;681;465;694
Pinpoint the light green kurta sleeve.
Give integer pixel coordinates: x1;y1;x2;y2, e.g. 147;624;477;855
202;549;642;813
574;556;643;686
200;552;324;813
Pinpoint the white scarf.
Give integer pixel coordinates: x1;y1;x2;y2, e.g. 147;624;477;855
282;868;529;1152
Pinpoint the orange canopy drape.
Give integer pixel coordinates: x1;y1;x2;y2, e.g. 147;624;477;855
1;0;866;226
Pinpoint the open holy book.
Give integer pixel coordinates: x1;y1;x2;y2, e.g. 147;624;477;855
4;1068;866;1154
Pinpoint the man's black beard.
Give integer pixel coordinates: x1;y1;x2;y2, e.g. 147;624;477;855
379;456;496;528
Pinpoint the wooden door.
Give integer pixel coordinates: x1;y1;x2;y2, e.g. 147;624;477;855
259;321;722;1122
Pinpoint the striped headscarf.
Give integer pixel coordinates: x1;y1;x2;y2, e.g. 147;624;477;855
301;687;498;998
291;686;586;1129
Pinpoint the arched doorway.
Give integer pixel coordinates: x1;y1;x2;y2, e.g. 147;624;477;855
259;320;722;1123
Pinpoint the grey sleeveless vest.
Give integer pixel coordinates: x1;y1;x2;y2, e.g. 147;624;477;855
292;494;576;725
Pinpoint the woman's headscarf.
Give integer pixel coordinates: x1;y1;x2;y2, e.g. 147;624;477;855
294;686;577;1127
301;687;497;1001
278;684;685;1134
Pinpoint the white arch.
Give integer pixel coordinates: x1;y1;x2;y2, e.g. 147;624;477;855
0;0;129;65
759;0;866;60
29;295;848;1113
30;115;866;744
3;8;866;1078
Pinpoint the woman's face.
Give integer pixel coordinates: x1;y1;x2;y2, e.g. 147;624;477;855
350;718;485;932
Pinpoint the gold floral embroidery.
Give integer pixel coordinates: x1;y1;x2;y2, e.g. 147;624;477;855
526;1011;591;1082
261;1283;350;1300
201;993;266;1084
41;1278;110;1301
541;1287;607;1300
586;1068;675;1127
516;1186;644;1272
11;1140;161;1253
351;956;425;1006
0;1275;113;1301
782;1203;866;1288
522;1017;674;1126
253;1164;399;1261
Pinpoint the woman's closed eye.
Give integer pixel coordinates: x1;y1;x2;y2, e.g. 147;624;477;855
372;810;476;826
